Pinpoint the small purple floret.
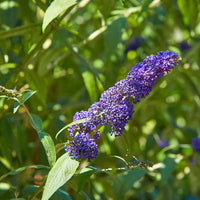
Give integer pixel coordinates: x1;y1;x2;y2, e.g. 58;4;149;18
65;51;181;161
158;138;169;148
180;41;191;52
191;137;200;152
125;36;146;54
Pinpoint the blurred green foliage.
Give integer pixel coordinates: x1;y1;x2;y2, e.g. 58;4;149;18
0;0;200;199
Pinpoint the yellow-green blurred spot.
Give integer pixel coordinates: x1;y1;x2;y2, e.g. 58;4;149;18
127;50;137;60
139;136;146;150
53;104;61;111
0;183;10;191
174;128;184;139
160;80;167;88
94;181;104;193
166;94;180;103
142;119;156;135
176;116;186;127
93;59;104;69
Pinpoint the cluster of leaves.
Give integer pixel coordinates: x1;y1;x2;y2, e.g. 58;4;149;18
0;0;200;199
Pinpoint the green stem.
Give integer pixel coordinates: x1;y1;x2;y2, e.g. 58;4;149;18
21;102;39;132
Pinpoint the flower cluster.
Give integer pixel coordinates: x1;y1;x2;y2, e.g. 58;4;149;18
65;51;181;161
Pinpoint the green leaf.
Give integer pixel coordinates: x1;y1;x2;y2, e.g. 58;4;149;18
0;165;48;181
56;112;104;139
77;168;94;192
22;90;37;103
37;47;66;76
22;185;39;199
82;70;98;102
0;156;12;170
30;113;43;132
104;17;127;58
13;102;22;113
177;0;199;28
112;155;128;166
161;154;183;183
25;71;47;104
94;0;116;19
37;131;56;168
42;0;77;31
42;153;79;200
113;168;144;200
54;189;72;200
0;24;41;39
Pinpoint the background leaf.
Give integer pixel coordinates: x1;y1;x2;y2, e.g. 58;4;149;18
0;165;48;181
177;0;199;28
113;169;144;200
160;154;183;183
104;17;127;58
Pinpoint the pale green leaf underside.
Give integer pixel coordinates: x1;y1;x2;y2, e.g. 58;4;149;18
38;131;56;168
42;153;79;200
42;0;77;31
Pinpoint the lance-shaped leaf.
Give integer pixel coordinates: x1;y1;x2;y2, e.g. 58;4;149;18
42;0;77;31
22;90;37;103
42;153;79;200
13;102;22;113
56;112;104;139
30;114;43;132
0;165;48;181
37;131;56;168
55;117;90;139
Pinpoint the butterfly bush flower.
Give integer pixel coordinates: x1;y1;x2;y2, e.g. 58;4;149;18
65;51;181;161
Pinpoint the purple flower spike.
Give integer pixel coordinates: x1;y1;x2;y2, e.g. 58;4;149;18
65;51;181;161
191;137;200;152
65;132;99;162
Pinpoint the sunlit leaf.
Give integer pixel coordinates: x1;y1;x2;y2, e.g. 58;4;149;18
177;0;198;28
112;155;129;165
42;153;79;200
42;0;77;31
82;70;98;102
13;102;22;113
22;90;37;103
